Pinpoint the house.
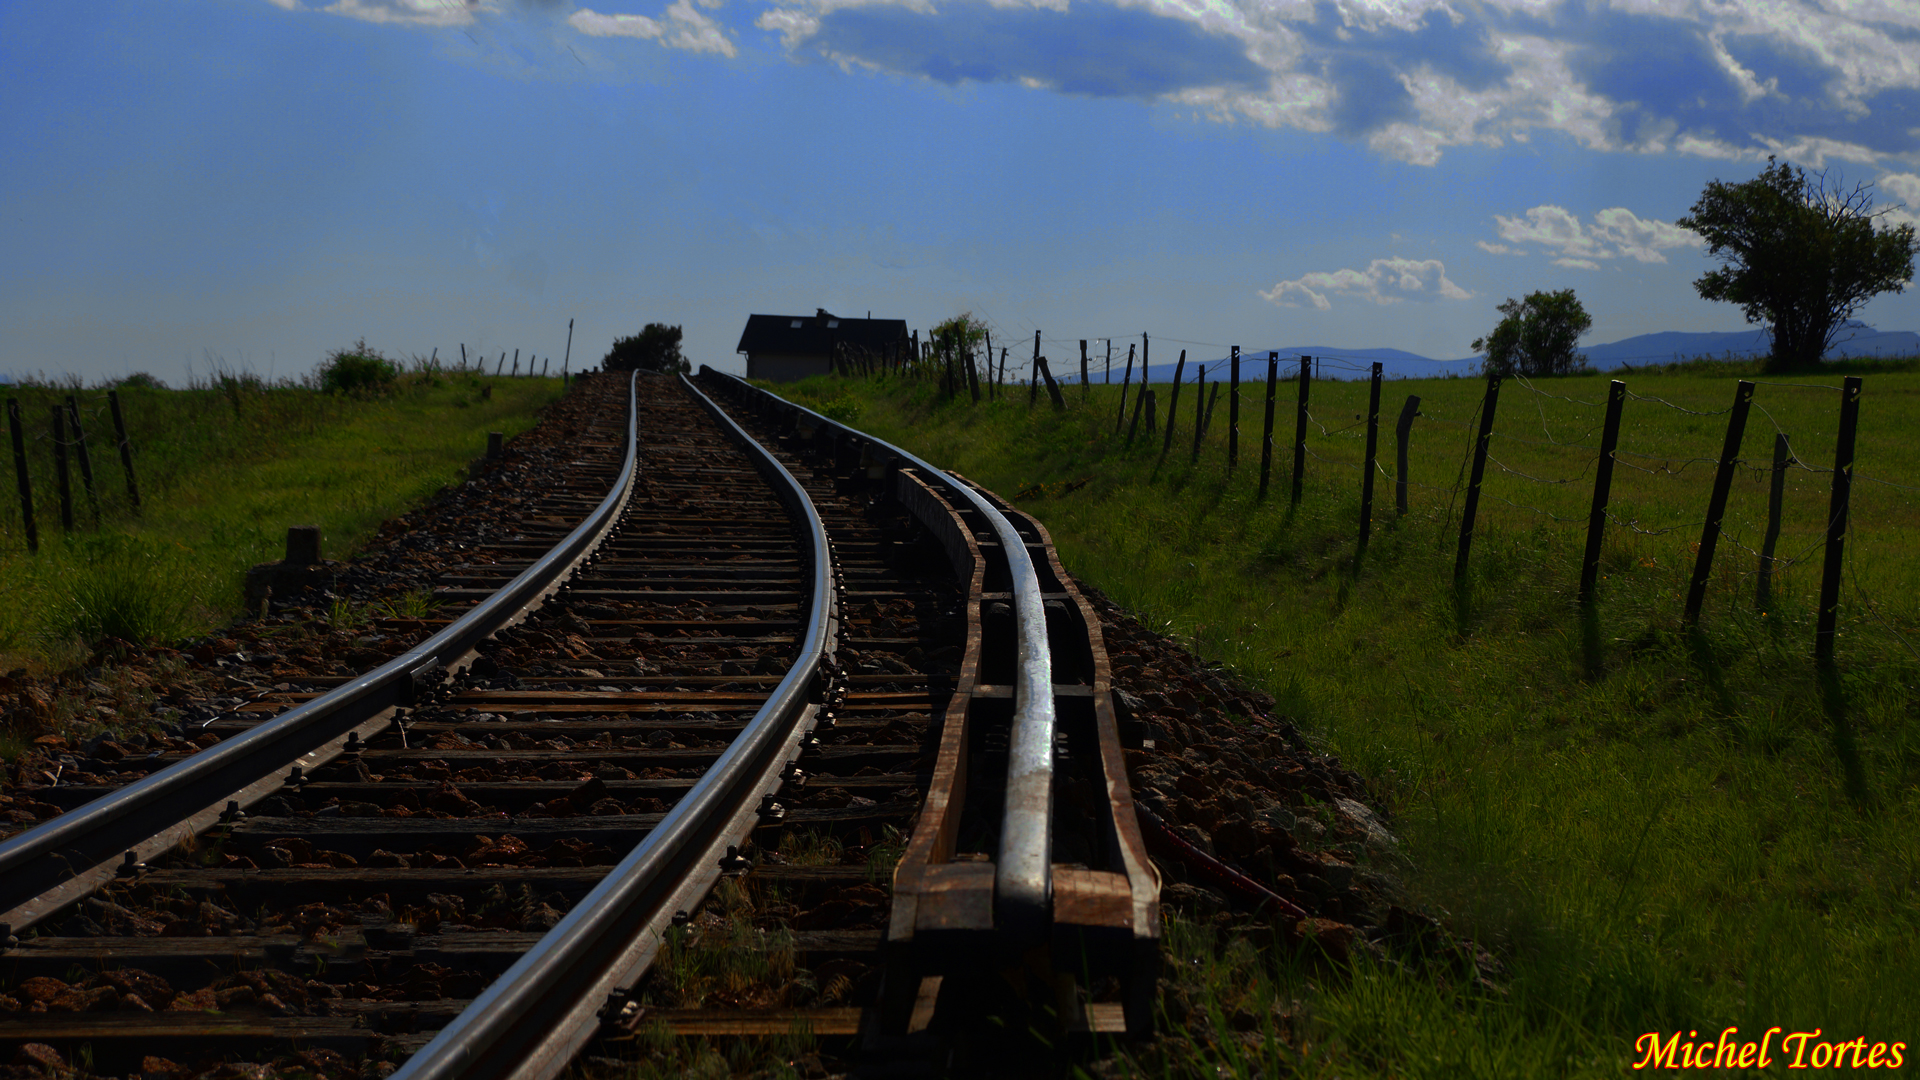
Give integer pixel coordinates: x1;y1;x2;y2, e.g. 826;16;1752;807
736;309;910;382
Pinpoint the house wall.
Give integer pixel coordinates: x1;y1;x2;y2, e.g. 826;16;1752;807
745;352;831;382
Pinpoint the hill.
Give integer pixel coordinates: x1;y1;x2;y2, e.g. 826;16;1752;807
1061;324;1920;382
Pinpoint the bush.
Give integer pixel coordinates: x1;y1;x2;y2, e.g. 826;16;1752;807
315;339;400;395
39;538;200;649
603;324;687;373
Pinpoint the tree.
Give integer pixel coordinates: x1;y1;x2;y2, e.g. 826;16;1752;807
1677;157;1918;372
602;324;686;373
929;313;987;363
1471;289;1592;377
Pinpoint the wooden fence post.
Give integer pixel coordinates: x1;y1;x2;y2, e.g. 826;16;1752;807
1115;345;1135;434
1161;349;1186;456
1079;340;1089;398
1228;346;1241;469
1291;356;1311;505
1127;384;1148;445
1259;352;1278;499
1683;380;1755;625
1358;362;1382;549
52;407;73;532
966;342;982;402
1395;395;1420;516
1031;331;1041;400
983;330;994;398
1815;377;1862;665
563;318;573;383
7;398;36;553
1756;432;1790;612
1191;365;1208;461
1144;389;1157;435
1040;357;1066;409
1453;373;1503;583
512;349;520;377
108;390;140;513
998;348;1008;393
1105;339;1113;385
66;396;98;524
1578;380;1627;605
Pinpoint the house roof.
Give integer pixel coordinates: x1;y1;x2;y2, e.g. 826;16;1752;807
736;309;909;359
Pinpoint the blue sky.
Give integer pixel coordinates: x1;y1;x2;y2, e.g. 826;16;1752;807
3;0;1917;385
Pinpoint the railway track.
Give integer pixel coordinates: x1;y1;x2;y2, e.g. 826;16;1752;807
0;369;1158;1077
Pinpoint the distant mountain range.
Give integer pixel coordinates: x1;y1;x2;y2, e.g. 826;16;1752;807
1060;324;1920;383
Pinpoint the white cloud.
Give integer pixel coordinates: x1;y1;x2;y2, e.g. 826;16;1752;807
1880;172;1920;229
747;0;1920;168
754;8;819;49
1489;204;1701;265
1881;173;1920;206
1476;240;1524;255
1260;257;1471;309
1589;208;1702;263
1495;205;1604;258
318;0;482;27
572;0;737;56
1754;135;1886;170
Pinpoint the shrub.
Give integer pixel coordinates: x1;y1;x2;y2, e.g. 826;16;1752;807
603;324;687;373
315;339;400;395
39;538;200;649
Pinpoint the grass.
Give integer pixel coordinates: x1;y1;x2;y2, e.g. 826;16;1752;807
0;365;563;673
762;359;1920;1077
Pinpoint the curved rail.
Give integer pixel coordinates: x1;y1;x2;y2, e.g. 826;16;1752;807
0;374;643;934
387;372;836;1080
697;367;1057;940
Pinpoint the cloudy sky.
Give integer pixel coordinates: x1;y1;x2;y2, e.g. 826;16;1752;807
3;0;1918;385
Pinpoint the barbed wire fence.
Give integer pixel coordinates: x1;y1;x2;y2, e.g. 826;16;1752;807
821;324;1915;666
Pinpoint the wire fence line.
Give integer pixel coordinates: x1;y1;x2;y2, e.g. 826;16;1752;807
850;337;1913;660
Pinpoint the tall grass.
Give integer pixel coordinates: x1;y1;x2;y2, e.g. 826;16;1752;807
0;359;562;672
765;363;1920;1076
33;535;206;647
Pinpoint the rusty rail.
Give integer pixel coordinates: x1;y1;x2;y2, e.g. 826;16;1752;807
700;368;1159;1036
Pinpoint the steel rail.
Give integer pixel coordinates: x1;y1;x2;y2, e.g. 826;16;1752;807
698;368;1057;942
388;372;836;1080
0;374;643;934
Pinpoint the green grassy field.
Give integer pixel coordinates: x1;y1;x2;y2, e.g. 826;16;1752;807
0;371;564;675
766;361;1920;1077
